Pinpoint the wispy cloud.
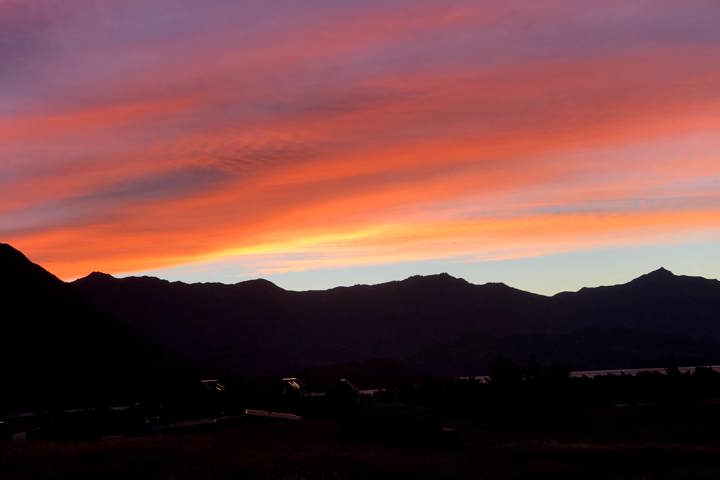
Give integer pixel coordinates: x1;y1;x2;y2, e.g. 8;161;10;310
1;0;719;282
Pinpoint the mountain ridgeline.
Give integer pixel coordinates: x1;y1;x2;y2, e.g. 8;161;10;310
72;263;720;377
4;241;720;396
0;244;184;412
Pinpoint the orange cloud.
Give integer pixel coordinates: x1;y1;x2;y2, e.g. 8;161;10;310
2;1;720;281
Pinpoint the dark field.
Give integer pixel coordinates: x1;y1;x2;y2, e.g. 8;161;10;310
5;417;720;480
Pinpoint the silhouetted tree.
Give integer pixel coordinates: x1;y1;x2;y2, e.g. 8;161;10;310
488;356;523;387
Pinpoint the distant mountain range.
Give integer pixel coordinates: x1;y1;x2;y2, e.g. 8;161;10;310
4;242;720;399
72;255;720;377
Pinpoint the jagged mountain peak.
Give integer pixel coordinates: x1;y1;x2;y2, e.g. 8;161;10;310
645;267;675;277
233;278;284;291
401;272;469;285
629;267;680;285
83;271;116;281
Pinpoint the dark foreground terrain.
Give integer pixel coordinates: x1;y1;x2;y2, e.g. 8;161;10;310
5;417;720;480
5;241;720;478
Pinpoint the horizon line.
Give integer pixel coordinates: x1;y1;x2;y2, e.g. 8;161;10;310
71;266;717;298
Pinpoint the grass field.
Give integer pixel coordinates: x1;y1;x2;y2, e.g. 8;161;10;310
4;417;720;479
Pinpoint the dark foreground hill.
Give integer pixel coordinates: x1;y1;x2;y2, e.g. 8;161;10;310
72;263;720;377
0;244;181;412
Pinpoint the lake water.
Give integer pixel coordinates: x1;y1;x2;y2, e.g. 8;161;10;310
458;365;720;382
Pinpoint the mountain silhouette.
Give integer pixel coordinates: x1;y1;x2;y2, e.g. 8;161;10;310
0;244;176;412
72;272;549;376
550;268;720;337
4;241;718;389
72;262;720;376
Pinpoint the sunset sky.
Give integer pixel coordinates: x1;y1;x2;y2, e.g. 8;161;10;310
1;0;719;294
